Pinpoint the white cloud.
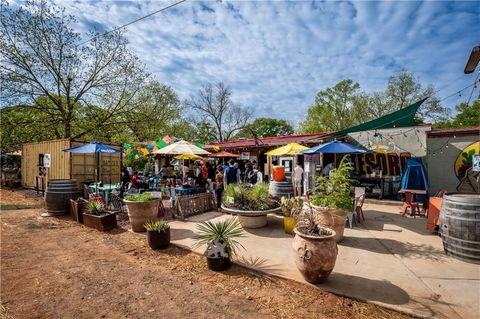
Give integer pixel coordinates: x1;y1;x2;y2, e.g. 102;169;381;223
49;0;479;123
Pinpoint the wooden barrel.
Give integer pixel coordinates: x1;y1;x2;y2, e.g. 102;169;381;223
440;193;480;263
44;179;79;215
269;181;293;198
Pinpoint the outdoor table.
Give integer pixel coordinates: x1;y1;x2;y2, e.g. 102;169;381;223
398;189;427;194
174;186;205;196
89;183;121;205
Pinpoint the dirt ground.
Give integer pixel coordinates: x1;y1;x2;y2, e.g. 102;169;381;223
1;207;412;318
0;188;44;206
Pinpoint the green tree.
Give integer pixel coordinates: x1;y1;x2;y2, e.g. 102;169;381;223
236;118;294;138
382;70;449;122
0;0;145;139
301;80;369;133
434;99;480;128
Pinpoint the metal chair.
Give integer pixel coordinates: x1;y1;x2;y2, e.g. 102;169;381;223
106;193;125;213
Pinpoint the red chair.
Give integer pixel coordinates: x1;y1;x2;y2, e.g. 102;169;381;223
354;187;366;223
402;192;420;217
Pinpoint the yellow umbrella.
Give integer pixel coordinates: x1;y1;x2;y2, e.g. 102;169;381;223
174;154;202;160
265;143;308;156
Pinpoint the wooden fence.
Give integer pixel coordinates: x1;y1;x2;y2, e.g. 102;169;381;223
174;193;214;219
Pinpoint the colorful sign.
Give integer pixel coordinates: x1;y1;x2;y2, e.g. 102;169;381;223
355;152;411;176
454;141;480;180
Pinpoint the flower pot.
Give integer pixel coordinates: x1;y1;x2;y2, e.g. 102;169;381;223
207;256;231;271
124;199;161;232
147;228;170;250
83;212;117;231
312;206;347;242
70;199;87;223
292;227;337;283
284;216;296;234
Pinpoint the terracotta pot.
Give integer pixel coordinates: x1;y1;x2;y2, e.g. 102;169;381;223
124;199;161;232
147;228;170;250
292;227;337;283
311;206;347;242
284;216;296;234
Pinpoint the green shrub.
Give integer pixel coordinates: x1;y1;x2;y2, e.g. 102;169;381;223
222;183;277;211
124;192;153;202
144;219;170;232
311;156;354;210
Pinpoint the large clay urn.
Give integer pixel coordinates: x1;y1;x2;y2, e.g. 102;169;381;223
124;199;160;232
292;227;338;283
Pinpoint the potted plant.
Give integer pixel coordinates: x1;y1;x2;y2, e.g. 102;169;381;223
280;196;303;234
192;218;245;271
144;219;170;250
221;183;280;228
311;156;354;242
70;197;87;223
293;199;337;283
124;192;161;232
83;199;117;231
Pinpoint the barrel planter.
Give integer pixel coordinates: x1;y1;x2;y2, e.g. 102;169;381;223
292;227;338;283
221;205;281;228
440;193;480;264
269;181;293;198
312;206;347;242
44;179;79;216
124;199;161;232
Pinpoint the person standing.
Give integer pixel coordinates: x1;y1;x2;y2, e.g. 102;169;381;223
293;163;304;196
120;167;130;198
224;159;239;189
247;165;263;186
215;168;224;210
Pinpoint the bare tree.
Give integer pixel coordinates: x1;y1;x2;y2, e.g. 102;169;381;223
0;0;145;139
187;82;252;142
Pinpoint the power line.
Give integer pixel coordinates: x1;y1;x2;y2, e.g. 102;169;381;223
438;81;477;103
77;0;188;46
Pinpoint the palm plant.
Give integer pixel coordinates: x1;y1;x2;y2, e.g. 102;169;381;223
192;218;245;258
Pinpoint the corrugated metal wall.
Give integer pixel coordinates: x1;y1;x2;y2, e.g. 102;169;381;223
21;139;71;188
22;139;122;189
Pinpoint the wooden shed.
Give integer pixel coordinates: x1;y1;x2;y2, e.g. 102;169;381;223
21;139;122;190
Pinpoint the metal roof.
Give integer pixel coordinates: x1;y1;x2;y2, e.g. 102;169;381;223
427;126;480;137
204;133;328;149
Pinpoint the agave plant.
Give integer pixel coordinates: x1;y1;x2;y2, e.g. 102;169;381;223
144;219;170;232
192;218;245;258
86;199;106;216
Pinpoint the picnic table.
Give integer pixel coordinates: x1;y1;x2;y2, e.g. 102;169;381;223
89;183;121;205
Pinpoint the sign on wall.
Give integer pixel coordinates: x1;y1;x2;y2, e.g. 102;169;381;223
240;152;250;160
355;152;411;176
44;153;51;168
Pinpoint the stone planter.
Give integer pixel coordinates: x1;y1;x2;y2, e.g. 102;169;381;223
311;205;347;242
292;227;337;283
124;199;161;232
221;205;281;229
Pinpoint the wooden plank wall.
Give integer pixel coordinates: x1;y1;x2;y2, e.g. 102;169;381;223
21;139;71;188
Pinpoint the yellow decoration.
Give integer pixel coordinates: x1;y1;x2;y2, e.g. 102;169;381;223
174;154;202;160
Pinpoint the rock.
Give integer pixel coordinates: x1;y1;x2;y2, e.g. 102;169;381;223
144;292;152;296
148;309;154;313
246;296;253;300
188;280;193;285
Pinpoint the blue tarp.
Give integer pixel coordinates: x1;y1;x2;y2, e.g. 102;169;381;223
303;140;371;154
63;142;121;154
400;158;429;201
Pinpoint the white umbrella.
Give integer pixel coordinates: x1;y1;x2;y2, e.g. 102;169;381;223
153;140;210;181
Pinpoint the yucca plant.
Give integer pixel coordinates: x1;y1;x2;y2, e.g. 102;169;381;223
192;218;245;258
280;196;304;217
144;219;170;232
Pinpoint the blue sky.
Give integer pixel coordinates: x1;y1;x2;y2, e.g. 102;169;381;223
55;0;479;123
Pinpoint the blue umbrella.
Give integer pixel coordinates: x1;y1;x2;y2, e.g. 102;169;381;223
303;140;370;154
63;142;122;185
63;142;121;154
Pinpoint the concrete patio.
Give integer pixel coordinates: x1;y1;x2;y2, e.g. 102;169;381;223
166;202;480;319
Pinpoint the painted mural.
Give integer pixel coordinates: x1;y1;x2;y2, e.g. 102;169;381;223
355;152;412;176
454;141;480;180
